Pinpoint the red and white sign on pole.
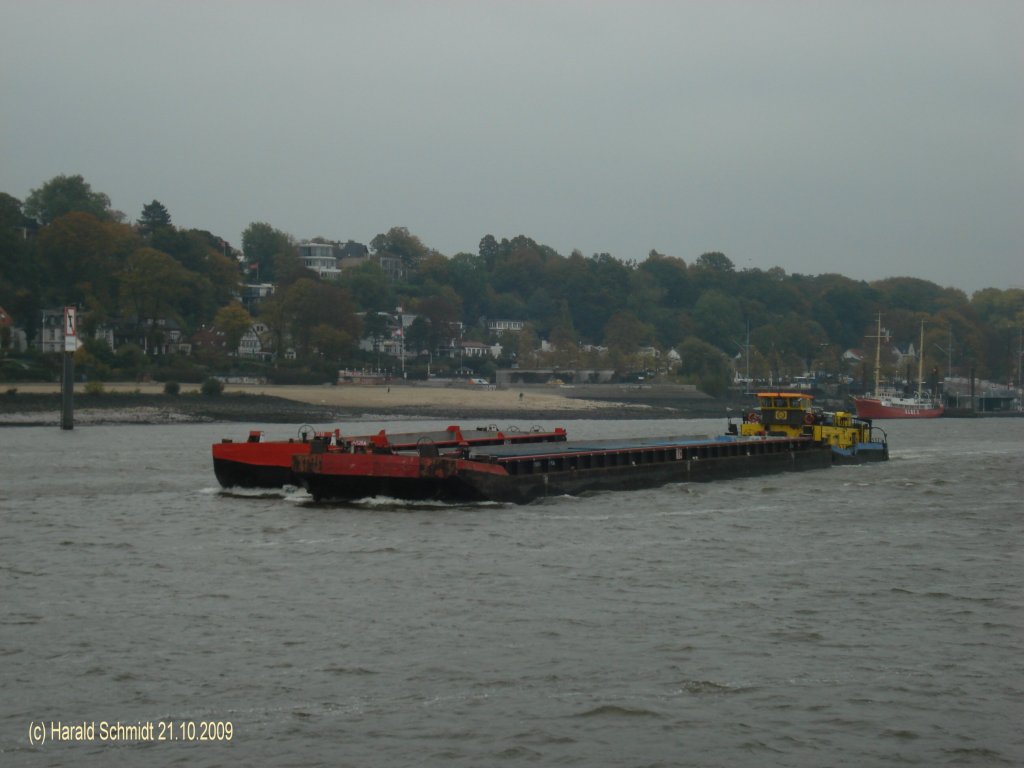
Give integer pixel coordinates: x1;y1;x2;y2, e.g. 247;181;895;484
63;306;77;352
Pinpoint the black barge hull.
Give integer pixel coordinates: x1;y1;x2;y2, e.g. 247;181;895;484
294;436;837;504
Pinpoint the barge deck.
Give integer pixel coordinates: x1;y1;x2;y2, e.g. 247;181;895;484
293;434;836;504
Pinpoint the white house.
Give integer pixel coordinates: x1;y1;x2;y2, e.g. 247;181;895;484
238;322;271;360
460;340;493;358
488;319;524;335
297;242;341;279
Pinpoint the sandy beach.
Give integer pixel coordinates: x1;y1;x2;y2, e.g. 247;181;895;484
6;381;623;413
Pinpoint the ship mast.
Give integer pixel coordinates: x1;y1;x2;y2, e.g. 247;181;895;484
872;313;883;395
917;320;926;400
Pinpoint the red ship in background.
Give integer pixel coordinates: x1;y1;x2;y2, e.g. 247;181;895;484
853;316;944;419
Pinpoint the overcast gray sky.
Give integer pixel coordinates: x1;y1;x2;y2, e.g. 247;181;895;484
2;1;1021;293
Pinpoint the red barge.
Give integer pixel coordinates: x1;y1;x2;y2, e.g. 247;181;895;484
291;393;887;504
212;424;568;489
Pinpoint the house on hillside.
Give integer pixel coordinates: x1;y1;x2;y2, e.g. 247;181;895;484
238;322;272;361
459;340;495;359
487;319;525;336
191;324;226;354
358;311;415;358
337;240;370;269
298;239;375;272
297;242;342;279
892;341;918;371
241;282;275;312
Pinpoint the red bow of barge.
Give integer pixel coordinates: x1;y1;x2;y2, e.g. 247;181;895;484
212;424;569;490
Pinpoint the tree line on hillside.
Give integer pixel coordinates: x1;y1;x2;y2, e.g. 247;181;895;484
1;174;1022;394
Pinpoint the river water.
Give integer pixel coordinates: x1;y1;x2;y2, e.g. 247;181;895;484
2;416;1022;767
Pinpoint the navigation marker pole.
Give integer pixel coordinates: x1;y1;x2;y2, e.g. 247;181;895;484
61;305;77;430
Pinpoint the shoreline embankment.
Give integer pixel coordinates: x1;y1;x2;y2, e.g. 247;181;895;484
0;381;738;426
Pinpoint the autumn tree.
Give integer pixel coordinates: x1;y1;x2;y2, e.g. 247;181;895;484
310;323;356;360
118;248;189;321
213;302;254;355
416;252;451;286
0;194;39;330
146;228;240;324
414;288;463;352
516;324;540;367
525;286;558;336
279;278;361;357
966;287;1024;379
804;274;876;349
874;277;967;316
692;290;744;352
117;247;193;352
492;240;543;297
549;251;626;343
603;311;655;354
255;293;288;361
362;311;392;353
693;251;735;273
404;315;431;356
639;252;691;308
549;300;577;353
478;234;499;268
675;337;732;396
36;212;139;323
446;252;489;321
970;288;1024;331
690;251;736;295
24;174;113;225
371;226;431;269
340;261;394;312
273;247;311;288
242;222;295;283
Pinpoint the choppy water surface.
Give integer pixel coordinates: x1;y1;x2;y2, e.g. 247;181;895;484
2;417;1022;767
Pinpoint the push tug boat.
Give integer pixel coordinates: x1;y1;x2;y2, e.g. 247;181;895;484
735;392;887;464
292;393;887;504
212;424;568;489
